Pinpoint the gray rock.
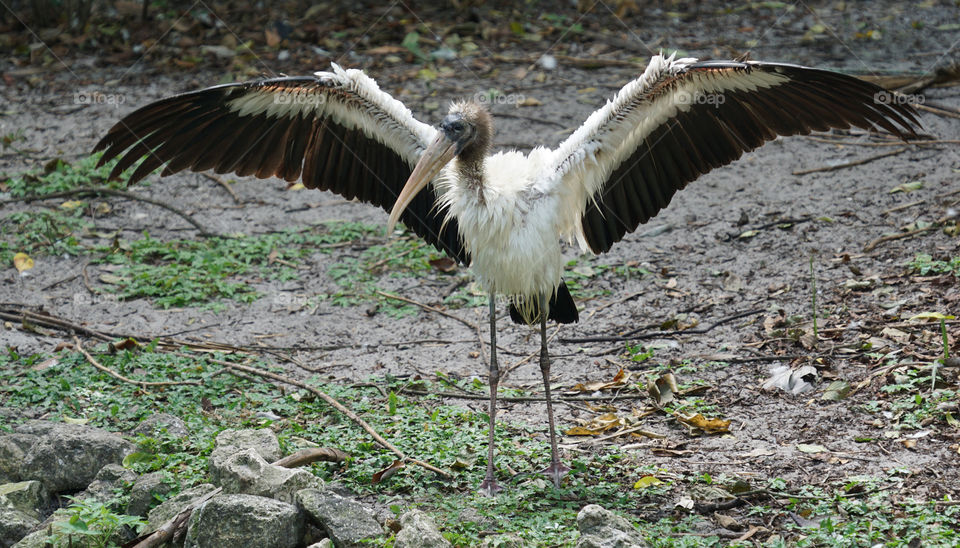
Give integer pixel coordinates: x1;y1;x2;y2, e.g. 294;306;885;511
576;504;646;548
12;421;58;437
296;488;383;548
10;528;53;548
0;434;38;483
80;463;137;503
217;448;321;504
0;482;47;520
209;429;281;485
394;509;451;548
183;494;303;548
147;483;217;530
19;423;134;494
129;413;188;438
0;507;38;548
126;472;174;517
11;508;73;547
305;540;333;548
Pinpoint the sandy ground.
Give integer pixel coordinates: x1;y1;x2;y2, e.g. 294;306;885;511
3;0;960;509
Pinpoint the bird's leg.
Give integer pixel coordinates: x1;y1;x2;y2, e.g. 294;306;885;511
538;292;570;487
479;294;503;495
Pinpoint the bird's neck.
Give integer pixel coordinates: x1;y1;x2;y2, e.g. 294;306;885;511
455;155;486;203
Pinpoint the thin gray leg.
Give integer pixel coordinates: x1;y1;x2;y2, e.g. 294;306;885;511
479;294;502;495
538;292;569;487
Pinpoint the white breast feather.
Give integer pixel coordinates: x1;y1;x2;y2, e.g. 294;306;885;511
440;148;565;297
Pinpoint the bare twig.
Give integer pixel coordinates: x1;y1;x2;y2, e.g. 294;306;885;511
368;243;418;271
502;324;561;380
179;352;450;478
272;447;349;468
561;308;764;344
0;307;114;341
132;487;223;548
492;53;644;69
864;225;936;252
200;173;241;204
494;112;567;128
792;147;908;176
404;388;651;402
565;424;666;447
1;187;215;236
917;103;960;120
804;136;960;147
74;337;200;387
883;200;924;215
375;290;487;363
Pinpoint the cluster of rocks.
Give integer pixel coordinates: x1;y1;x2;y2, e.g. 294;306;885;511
1;414;648;547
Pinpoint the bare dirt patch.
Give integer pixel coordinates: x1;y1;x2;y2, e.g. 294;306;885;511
3;0;959;543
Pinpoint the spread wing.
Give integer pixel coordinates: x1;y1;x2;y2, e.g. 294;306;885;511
94;64;468;263
545;53;921;254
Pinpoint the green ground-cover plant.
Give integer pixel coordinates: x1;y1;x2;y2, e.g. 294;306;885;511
2;346;957;546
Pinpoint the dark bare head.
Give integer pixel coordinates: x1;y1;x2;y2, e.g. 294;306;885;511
387;100;493;232
441;101;492;166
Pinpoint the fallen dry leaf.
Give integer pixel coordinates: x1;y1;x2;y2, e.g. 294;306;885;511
566;412;626;436
633;475;664;489
429;257;457;273
571;369;630;392
13;252;34;273
674;412;731;434
648;372;678;408
742;446;776;458
372;459;405;483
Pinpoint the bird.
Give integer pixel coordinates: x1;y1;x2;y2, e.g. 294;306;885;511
93;52;920;495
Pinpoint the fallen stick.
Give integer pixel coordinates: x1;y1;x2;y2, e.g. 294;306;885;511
792;147;908;176
176;352;450;478
375;290;487;364
492;53;644;69
1;187;214;236
863;225;936;252
561;308;764;344
804;136;960;147
200;172;241;204
74;337;201;388
131;487;223;548
272;447;349;468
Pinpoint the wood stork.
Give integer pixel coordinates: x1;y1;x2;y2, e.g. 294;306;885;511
93;53;920;494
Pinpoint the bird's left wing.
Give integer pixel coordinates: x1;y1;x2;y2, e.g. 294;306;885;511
544;54;921;254
94;64;468;263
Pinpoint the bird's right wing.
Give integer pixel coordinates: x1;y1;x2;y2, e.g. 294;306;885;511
542;54;921;255
94;64;469;264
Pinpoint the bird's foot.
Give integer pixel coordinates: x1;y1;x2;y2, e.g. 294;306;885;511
479;477;504;496
539;461;571;487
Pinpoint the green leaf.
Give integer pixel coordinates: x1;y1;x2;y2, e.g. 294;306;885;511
890;181;924;193
122;451;157;467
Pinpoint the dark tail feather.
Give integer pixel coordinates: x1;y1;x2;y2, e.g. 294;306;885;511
508;281;579;325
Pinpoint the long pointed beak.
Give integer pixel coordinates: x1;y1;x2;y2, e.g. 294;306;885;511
386;133;457;234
